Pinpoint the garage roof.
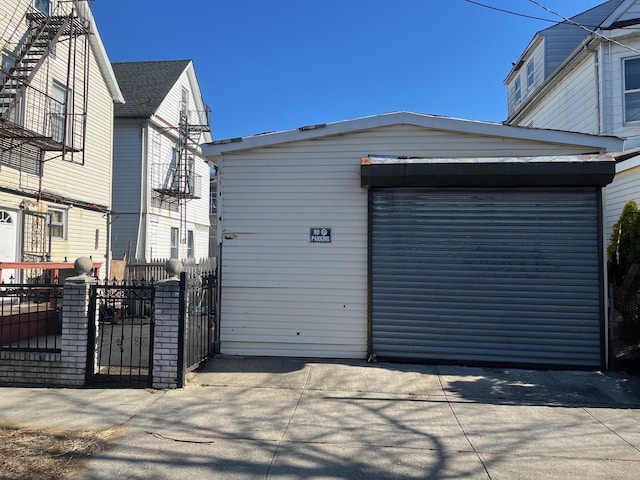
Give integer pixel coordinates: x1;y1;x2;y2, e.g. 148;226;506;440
203;111;623;156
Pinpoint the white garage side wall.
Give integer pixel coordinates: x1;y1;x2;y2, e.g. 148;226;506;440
518;55;599;133
219;150;368;358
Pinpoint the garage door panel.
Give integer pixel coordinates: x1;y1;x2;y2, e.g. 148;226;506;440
371;189;603;368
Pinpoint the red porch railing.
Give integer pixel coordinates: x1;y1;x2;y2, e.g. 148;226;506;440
0;261;102;285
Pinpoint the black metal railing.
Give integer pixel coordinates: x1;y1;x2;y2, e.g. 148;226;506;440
0;282;63;352
179;270;217;384
87;280;154;386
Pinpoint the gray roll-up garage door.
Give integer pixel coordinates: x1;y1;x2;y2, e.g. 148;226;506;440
371;189;603;368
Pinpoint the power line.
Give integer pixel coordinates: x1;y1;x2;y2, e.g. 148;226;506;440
463;0;556;22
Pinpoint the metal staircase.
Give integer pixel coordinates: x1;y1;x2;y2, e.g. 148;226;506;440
154;110;211;243
0;3;90;158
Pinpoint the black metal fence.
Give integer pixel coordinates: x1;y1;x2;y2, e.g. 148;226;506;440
0;283;63;352
87;280;155;386
610;285;640;374
179;269;217;384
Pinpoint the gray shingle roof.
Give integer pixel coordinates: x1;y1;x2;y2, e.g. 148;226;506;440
112;59;191;118
538;0;625;80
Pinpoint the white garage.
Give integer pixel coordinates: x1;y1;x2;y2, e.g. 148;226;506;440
204;112;622;369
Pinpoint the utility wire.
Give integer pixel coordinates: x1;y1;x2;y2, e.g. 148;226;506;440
463;0;557;22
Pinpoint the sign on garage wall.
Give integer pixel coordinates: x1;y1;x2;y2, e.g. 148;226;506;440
310;227;332;243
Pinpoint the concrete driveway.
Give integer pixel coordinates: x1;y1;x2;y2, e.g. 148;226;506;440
2;357;640;479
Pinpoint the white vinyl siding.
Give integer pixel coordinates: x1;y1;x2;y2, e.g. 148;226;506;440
39;43;115;209
49;208;109;263
605;164;640;237
217;124;609;359
517;55;599;133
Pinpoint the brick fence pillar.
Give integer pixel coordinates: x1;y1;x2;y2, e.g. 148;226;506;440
153;278;183;389
61;257;97;386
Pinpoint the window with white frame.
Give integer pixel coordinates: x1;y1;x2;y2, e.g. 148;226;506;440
181;87;190;117
49;207;66;240
51;81;72;146
187;230;194;258
513;78;522;104
625;57;640;122
170;227;179;258
526;61;535;89
34;0;50;14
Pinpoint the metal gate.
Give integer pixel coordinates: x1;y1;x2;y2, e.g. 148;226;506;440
87;282;155;386
370;188;604;368
178;270;217;384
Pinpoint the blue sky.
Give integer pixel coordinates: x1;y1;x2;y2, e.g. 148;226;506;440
91;0;605;139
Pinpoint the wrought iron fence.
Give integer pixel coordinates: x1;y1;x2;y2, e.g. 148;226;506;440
87;279;155;386
179;269;217;384
610;285;640;374
0;282;63;351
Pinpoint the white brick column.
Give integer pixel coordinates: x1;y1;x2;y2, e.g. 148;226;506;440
153;278;183;389
61;264;97;386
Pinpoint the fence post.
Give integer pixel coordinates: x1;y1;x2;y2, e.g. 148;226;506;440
61;257;97;386
152;260;184;389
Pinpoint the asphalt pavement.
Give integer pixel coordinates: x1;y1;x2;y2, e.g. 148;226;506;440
1;357;640;479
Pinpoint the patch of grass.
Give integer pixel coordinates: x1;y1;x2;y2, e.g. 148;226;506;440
0;424;118;480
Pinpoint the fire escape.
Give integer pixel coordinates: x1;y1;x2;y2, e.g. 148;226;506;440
0;1;91;263
0;1;90;167
154;109;210;244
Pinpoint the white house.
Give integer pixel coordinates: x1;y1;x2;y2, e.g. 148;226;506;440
204;111;623;369
503;0;640;234
0;0;123;282
110;60;212;262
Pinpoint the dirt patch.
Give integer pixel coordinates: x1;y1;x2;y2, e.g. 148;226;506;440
0;424;119;480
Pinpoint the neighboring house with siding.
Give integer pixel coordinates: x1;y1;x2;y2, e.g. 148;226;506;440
110;60;212;262
0;0;123;283
503;0;640;234
204;111;622;369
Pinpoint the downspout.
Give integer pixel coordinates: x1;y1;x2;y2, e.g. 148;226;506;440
136;123;148;260
105;211;111;281
586;40;602;135
587;35;609;368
